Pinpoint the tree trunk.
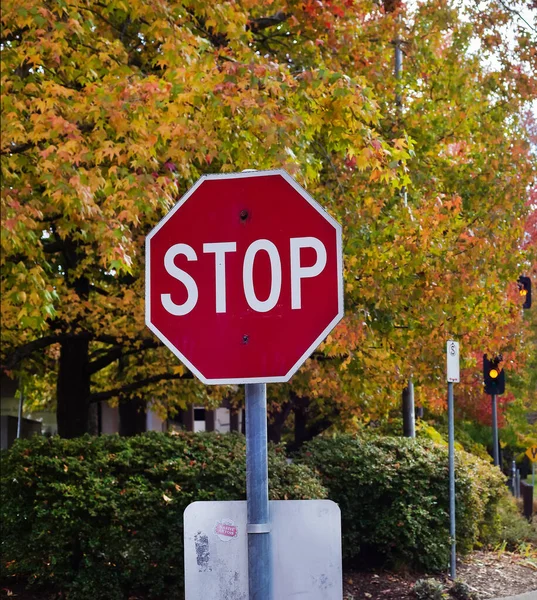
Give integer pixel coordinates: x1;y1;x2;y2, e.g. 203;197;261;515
230;409;240;432
288;393;336;452
119;397;147;436
87;402;100;436
182;405;195;431
294;398;308;447
268;402;292;443
205;409;216;432
56;336;91;438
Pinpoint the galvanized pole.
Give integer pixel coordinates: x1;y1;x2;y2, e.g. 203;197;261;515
245;383;272;600
447;381;456;580
491;394;500;467
16;378;23;439
511;460;517;496
402;378;416;438
394;29;403;114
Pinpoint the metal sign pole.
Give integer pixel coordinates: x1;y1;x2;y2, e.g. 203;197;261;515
446;341;459;581
16;377;23;439
447;381;456;580
245;383;272;600
511;460;517;496
491;394;500;467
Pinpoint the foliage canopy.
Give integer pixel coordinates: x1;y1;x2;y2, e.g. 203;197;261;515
1;0;536;435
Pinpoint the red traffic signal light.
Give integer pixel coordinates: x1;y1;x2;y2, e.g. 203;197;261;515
518;276;532;309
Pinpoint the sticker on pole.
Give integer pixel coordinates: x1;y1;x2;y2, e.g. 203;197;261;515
446;341;460;383
214;519;238;541
526;446;537;463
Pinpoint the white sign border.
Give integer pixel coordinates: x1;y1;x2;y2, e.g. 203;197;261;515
145;169;344;385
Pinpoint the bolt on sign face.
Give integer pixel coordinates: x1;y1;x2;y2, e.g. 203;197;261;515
145;170;344;384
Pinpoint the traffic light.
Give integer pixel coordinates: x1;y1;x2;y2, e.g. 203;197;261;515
518;276;532;309
483;354;505;395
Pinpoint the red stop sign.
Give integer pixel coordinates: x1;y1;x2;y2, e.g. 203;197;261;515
145;170;343;384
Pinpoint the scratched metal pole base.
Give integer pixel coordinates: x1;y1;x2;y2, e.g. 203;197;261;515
245;383;272;600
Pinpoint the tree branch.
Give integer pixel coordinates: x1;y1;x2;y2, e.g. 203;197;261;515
43;240;64;254
248;12;289;33
1;141;33;156
88;284;110;297
89;371;192;403
1;122;95;157
496;0;536;34
310;350;349;362
87;338;161;374
2;336;64;370
1;329;135;371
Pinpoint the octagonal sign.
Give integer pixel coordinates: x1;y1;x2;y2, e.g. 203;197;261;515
145;169;343;384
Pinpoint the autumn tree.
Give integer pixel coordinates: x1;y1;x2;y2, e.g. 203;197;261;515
1;0;535;440
264;0;537;442
1;0;404;436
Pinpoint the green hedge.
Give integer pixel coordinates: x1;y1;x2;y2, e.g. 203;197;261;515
298;434;506;571
0;432;326;600
1;431;510;596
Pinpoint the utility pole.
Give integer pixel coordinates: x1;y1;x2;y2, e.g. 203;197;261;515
394;24;403;115
402;378;415;438
16;376;23;439
394;9;416;439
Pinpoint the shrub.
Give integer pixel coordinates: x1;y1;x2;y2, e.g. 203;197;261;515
413;578;448;600
299;435;506;571
421;420;492;463
0;432;326;600
483;492;537;550
450;580;481;600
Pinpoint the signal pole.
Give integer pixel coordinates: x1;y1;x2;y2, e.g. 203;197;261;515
491;394;499;467
483;355;505;468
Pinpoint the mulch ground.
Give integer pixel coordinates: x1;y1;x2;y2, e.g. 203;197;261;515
343;568;416;599
456;551;537;599
343;551;537;600
2;551;536;599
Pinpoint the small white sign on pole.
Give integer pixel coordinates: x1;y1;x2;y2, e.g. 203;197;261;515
446;340;460;383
